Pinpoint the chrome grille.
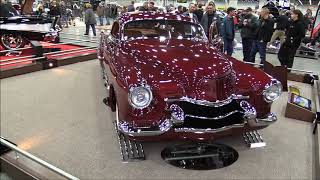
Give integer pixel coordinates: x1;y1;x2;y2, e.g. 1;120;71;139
171;100;245;129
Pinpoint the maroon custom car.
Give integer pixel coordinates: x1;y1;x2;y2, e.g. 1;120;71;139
98;12;282;142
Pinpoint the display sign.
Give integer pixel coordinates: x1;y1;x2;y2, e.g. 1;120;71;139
290;93;312;110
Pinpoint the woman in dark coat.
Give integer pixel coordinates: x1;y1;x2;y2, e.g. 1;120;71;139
84;3;97;36
278;9;306;69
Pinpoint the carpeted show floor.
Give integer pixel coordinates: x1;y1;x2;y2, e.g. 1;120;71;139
0;59;317;180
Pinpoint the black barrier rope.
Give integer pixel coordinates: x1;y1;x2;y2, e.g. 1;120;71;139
313;112;320;134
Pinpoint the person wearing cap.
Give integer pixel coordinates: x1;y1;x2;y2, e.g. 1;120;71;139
249;7;274;64
96;2;105;26
84;3;97;36
238;7;258;62
221;7;236;56
183;3;198;22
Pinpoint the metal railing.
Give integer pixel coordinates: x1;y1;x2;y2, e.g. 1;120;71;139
0;137;80;180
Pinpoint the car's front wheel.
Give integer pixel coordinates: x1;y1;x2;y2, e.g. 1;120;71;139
0;33;27;50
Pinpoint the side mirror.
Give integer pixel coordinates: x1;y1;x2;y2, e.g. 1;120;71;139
208;21;219;43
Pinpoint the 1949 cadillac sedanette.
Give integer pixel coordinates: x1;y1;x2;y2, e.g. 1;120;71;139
98;12;282;142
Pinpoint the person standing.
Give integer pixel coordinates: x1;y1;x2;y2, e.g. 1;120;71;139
238;7;258;62
194;4;204;22
269;9;289;47
183;3;198;22
221;7;236;56
249;7;274;65
200;3;221;37
60;1;68;28
138;2;148;11
176;5;184;14
84;3;97;36
105;4;111;25
127;1;135;12
49;1;61;28
148;2;157;11
96;3;105;26
278;9;305;69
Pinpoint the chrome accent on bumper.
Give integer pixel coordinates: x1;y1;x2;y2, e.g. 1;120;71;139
116;101;277;136
117;119;173;137
170;104;185;125
174;123;246;133
164;94;249;107
185;110;241;120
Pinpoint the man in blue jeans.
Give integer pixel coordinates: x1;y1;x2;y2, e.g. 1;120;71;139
249;8;274;64
221;7;236;56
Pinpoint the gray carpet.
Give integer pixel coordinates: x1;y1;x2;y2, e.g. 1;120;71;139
0;60;316;180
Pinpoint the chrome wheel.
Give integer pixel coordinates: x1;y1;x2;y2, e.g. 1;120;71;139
0;33;25;50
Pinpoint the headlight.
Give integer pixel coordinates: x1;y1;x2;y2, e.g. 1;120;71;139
263;79;282;103
128;85;153;109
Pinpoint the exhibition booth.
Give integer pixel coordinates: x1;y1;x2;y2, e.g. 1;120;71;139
0;2;320;180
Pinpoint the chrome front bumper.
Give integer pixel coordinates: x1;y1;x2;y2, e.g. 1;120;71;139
117;101;277;137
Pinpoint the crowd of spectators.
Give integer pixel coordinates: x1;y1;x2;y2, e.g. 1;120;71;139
123;1;317;69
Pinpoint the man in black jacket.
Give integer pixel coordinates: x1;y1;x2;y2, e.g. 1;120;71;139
249;7;274;64
278;9;305;69
194;4;204;22
200;3;221;37
269;10;289;46
238;7;258;62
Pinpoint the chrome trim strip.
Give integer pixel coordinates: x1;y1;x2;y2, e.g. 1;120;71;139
164;94;249;107
174;123;246;133
185;110;242;120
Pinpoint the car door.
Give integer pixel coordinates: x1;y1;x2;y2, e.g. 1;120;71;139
104;21;120;77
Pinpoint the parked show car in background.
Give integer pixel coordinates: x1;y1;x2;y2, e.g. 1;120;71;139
0;6;59;50
98;12;282;142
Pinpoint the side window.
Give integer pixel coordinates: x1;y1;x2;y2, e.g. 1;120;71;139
111;22;120;38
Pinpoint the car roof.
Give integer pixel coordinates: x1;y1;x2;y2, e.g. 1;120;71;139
118;12;196;25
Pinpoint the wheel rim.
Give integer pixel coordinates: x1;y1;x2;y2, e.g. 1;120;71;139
1;34;23;50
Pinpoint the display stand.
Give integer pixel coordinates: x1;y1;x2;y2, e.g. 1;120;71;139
285;93;316;122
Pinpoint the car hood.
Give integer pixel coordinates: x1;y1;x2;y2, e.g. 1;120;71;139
122;39;232;79
120;39;235;101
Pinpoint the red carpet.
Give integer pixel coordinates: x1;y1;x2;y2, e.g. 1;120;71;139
0;42;96;70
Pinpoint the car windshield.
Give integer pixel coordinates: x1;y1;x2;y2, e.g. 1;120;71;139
123;20;206;41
